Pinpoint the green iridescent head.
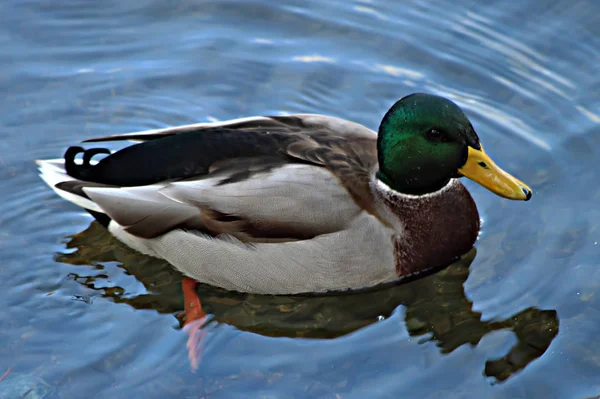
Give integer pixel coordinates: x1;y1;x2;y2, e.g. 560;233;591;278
376;93;532;200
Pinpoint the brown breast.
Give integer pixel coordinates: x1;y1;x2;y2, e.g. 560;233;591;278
378;180;480;276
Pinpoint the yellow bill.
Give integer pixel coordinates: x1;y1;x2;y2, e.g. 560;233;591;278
458;145;532;201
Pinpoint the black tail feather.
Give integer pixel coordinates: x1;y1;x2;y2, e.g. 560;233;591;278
64;146;111;180
83;148;111;166
86;209;111;228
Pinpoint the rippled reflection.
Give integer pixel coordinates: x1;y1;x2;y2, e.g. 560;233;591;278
57;222;558;382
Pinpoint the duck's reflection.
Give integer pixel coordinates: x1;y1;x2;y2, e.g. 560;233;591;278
56;221;558;382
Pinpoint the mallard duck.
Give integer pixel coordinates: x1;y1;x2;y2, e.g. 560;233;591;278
38;93;531;296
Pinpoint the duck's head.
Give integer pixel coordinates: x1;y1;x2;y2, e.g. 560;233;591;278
376;93;532;200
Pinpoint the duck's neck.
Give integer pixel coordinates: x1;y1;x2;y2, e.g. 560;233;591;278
376;170;451;196
371;178;480;276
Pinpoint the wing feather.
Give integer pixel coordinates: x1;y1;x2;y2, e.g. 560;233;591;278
56;113;382;239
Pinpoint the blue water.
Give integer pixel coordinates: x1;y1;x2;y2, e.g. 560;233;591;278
1;0;599;397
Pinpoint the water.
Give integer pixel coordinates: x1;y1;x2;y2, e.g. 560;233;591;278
1;0;599;397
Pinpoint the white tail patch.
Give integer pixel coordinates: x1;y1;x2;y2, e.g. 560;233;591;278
36;159;104;213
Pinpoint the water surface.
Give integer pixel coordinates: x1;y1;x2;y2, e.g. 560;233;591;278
1;0;599;398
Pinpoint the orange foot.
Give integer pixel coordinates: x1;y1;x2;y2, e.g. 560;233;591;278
180;277;208;372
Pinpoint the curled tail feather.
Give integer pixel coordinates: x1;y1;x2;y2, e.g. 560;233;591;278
64;146;111;180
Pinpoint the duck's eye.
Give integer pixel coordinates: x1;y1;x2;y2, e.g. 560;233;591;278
426;129;444;142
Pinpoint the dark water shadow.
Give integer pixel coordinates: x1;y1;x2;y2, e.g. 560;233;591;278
56;221;558;382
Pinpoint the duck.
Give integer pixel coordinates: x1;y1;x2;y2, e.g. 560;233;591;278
37;93;532;297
